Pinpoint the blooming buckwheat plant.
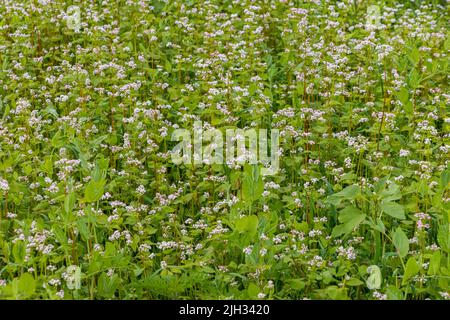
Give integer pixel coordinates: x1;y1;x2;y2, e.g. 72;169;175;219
0;0;448;300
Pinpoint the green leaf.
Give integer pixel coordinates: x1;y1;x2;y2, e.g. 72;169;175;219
402;257;419;285
235;215;259;238
366;218;386;233
165;60;172;72
441;168;450;189
338;206;365;224
64;191;76;214
393;227;409;258
2;105;9;120
380;183;401;202
21;163;32;176
242;165;263;203
437;224;449;252
12;241;26;264
331;224;347;238
381;202;405;220
339;184;360;198
428;251;441;276
332;206;366;237
44;105;59;118
76;219;90;242
325;286;349;300
409;47;420;65
52;226;67;245
375;218;385;233
327;185;360;206
346;278;364;286
84;179;106;203
408;69;420;88
17;273;36;298
247;283;259;298
386;285;403;300
444;33;450;51
242;176;253;202
396;87;409;106
41;156;53;175
287;279;306;290
51;130;65;148
97;273;120;299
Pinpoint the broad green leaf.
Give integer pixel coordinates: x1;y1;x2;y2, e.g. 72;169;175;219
366;218;386;233
44;105;59;118
380;183;401;202
18;273;36;298
247;283;259;298
52;226;67;245
402;257;419;285
64;191;76;214
381;202;405;220
408;69;420;88
393;227;409;258
444;33;450;50
338;206;365;224
41;156;53;175
337;184;360;198
374;176;389;194
1;105;9;120
437;224;449;252
12;241;26;264
242;165;263;202
332;206;366;237
51;130;65;148
386;286;403;300
346;278;364;286
409;47;420;65
325;286;348;300
84;179;106;203
165;60;172;72
76;219;90;242
287;279;306;290
375;218;385;233
331;224;347;238
396;87;409;106
21;163;32;176
97;273;120;299
242;176;253;201
441;168;450;189
327;185;360;206
428;251;441;276
235;215;259;238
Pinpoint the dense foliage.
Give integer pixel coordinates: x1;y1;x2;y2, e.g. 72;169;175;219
0;0;449;300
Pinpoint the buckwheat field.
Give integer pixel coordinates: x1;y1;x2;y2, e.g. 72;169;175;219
0;0;449;300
